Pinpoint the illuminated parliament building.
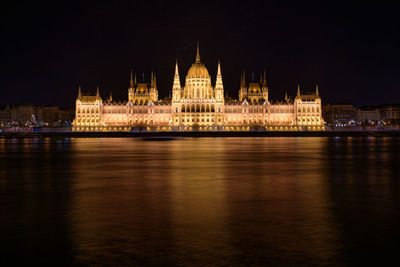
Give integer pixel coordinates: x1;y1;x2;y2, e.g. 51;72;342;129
73;45;324;131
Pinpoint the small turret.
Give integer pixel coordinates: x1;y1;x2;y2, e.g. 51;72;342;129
109;92;112;102
285;91;288;101
96;85;100;97
316;84;319;97
297;84;301;97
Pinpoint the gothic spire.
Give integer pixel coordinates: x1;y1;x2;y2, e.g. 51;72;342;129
263;69;267;88
134;72;137;85
316;84;319;96
297;84;301;96
96;85;100;97
109;91;112;102
130;71;134;88
241;70;246;88
174;59;179;77
173;60;181;89
216;60;223;88
195;41;200;63
78;85;81;99
285;91;288;101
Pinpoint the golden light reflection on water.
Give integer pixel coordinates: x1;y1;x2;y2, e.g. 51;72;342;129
1;137;399;265
67;138;341;265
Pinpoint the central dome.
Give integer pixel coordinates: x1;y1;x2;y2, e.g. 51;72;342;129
182;43;214;99
186;62;210;79
186;42;210;79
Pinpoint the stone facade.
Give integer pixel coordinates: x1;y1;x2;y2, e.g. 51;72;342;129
73;45;324;132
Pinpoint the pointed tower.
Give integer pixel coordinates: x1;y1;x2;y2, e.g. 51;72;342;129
215;60;224;102
109;91;113;102
172;60;181;103
297;84;301;97
315;84;319;97
96;85;100;97
285;91;288;101
149;71;158;102
130;71;134;88
128;71;135;102
78;85;82;99
262;69;268;101
239;70;247;102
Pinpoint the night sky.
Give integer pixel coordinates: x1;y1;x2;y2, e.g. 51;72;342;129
3;1;399;107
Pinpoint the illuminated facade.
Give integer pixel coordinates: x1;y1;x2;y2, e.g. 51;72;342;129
73;45;324;131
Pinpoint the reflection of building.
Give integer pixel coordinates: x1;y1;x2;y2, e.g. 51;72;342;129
0;105;74;126
356;107;380;124
322;104;357;126
376;104;400;125
73;45;324;132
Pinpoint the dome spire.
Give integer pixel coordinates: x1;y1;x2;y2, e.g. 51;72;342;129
195;41;201;63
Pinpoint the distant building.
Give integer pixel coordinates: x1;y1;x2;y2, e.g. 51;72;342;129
0;105;74;126
356;107;380;125
376;104;400;125
0;105;14;123
322;104;357;126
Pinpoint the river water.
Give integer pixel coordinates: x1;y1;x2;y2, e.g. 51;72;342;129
1;137;399;266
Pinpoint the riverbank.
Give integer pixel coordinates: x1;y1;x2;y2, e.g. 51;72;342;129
1;131;400;138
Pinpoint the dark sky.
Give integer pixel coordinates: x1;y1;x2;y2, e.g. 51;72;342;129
2;1;399;107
